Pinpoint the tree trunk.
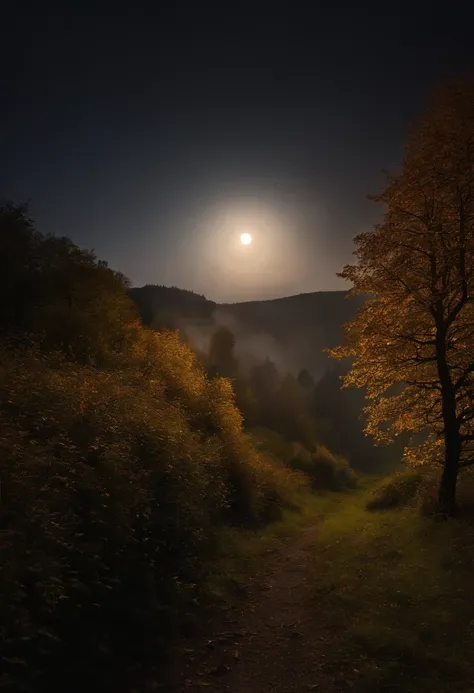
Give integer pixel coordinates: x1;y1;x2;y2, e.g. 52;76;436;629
438;445;459;516
435;313;460;516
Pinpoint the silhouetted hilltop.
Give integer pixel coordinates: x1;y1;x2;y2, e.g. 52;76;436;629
129;285;362;377
222;291;356;338
220;291;362;375
128;284;216;330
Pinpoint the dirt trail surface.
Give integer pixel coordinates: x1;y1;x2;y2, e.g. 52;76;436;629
170;524;358;692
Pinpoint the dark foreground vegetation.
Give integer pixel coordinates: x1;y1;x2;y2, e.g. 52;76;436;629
0;203;356;692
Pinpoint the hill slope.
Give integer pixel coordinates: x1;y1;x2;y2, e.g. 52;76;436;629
129;285;362;377
219;291;362;376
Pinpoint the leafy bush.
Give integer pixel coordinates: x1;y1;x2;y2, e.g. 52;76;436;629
366;471;422;511
248;427;295;465
0;337;305;692
288;444;357;491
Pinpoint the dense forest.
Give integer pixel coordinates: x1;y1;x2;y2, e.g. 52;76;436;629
0;202;363;692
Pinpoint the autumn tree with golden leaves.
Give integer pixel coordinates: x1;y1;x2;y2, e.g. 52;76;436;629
332;82;474;514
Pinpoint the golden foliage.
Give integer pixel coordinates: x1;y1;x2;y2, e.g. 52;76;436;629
331;80;474;471
0;327;306;689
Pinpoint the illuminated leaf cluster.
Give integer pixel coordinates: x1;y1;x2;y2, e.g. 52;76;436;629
331;82;474;470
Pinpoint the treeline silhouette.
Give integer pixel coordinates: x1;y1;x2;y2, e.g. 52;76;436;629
129;284;216;330
0;202;363;692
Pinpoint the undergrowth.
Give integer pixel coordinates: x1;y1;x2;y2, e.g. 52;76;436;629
365;469;422;510
249;427;357;491
0;343;307;693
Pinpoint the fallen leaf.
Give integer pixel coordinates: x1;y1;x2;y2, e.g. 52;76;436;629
208;663;231;676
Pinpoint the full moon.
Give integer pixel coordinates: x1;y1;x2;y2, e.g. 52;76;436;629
240;232;252;245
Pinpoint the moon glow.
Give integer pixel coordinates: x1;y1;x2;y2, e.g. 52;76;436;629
240;232;252;245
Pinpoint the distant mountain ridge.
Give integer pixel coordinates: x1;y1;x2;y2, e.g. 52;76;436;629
129;285;362;377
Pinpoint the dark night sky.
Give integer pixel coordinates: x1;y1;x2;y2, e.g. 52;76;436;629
2;1;474;301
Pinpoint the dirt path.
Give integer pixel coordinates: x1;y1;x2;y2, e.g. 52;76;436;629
171;522;357;692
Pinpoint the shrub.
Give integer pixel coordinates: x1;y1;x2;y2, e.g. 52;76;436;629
366;471;422;511
288;444;357;491
248;427;295;465
0;341;305;691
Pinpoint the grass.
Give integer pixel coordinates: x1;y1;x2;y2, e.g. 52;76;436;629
175;473;474;692
311;476;474;692
205;488;346;605
248;426;295;465
365;469;422;510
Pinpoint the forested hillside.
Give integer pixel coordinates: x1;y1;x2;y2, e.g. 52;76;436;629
129;285;362;377
221;291;363;375
129;284;397;471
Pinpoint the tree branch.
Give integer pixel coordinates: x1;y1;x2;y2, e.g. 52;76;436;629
445;191;468;329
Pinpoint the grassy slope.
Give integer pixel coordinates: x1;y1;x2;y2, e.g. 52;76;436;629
312;479;474;692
